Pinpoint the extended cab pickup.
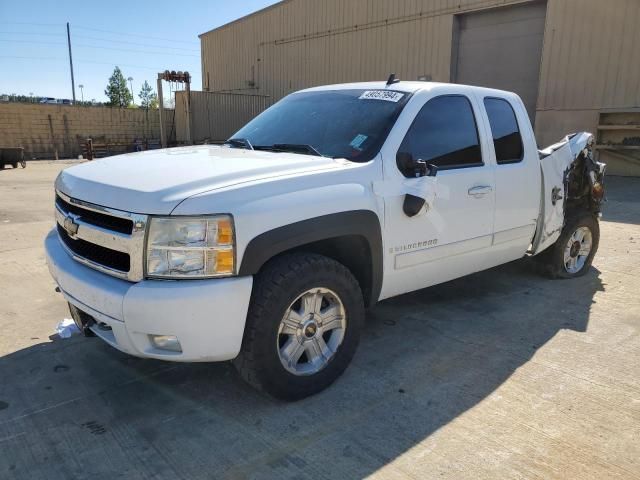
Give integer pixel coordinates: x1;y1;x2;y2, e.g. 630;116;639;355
45;81;606;400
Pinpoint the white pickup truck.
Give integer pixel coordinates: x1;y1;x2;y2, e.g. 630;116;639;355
46;80;605;400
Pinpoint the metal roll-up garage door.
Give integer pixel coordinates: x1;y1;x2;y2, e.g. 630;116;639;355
453;1;547;123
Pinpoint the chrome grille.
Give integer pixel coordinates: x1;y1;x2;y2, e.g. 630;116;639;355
55;194;133;234
55;190;147;281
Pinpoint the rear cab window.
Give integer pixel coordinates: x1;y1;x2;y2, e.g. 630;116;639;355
397;95;483;170
483;97;524;164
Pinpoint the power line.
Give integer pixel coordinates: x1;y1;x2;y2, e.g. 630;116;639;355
0;39;66;45
78;59;201;72
75;43;199;57
73;34;199;52
0;55;64;61
0;39;199;56
0;24;198;45
0;22;60;27
0;31;199;52
0;30;64;36
73;25;198;44
0;55;200;72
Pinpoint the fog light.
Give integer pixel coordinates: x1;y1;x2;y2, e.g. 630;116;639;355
149;334;182;352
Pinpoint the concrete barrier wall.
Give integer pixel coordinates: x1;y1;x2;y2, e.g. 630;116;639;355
0;103;175;159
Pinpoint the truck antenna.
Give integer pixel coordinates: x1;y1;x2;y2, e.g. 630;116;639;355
386;73;400;86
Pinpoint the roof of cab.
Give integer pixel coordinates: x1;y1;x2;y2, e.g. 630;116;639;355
298;81;519;100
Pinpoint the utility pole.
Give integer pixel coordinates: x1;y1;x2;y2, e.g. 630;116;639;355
157;75;165;148
185;74;192;145
128;77;134;105
66;22;76;102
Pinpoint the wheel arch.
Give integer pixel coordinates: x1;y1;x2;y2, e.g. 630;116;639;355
238;210;383;307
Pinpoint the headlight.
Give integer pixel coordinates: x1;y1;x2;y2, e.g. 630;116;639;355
146;215;235;279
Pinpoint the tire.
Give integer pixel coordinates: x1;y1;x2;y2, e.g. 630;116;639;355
68;302;96;337
20;159;26;168
234;253;365;401
11;162;17;169
536;212;600;279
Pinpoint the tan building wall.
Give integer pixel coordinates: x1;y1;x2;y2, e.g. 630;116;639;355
200;0;640;150
0;103;175;159
536;0;640;149
175;91;273;142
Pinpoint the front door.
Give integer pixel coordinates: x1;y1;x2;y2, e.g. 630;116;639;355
379;93;497;300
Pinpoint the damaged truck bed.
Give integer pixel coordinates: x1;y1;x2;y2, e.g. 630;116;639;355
533;132;606;255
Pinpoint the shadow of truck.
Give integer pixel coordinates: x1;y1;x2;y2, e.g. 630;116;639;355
0;257;603;479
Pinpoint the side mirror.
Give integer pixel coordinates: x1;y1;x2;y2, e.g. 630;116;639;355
397;152;438;217
396;152;438;178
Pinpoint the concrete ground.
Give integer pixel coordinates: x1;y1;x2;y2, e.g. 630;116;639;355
0;161;638;480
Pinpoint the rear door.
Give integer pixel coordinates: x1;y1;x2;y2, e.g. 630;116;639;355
378;92;497;300
476;93;541;263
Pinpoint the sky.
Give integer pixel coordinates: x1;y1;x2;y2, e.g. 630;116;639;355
0;0;280;103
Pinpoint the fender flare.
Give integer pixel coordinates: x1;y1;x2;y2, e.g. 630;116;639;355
238;210;383;306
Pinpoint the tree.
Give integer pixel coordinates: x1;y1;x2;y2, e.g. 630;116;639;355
104;66;133;107
138;80;158;109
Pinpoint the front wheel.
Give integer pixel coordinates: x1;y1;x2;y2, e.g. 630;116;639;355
537;213;600;279
234;253;364;401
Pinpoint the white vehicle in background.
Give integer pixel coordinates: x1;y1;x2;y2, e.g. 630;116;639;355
45;78;605;400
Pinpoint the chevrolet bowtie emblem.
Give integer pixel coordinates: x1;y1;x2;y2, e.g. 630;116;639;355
63;214;79;237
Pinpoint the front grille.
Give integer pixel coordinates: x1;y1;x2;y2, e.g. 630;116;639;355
58;224;131;272
55;194;133;234
55;190;147;281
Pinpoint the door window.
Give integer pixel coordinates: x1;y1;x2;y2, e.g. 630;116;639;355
484;97;524;164
398;95;483;170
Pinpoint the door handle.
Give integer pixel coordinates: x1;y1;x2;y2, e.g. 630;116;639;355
468;185;493;197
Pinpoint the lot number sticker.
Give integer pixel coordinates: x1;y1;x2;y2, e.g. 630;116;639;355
359;90;405;102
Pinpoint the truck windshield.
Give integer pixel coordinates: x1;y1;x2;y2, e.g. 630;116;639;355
230;89;410;162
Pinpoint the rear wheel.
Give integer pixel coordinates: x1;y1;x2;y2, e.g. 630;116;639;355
537;213;599;279
234;253;364;401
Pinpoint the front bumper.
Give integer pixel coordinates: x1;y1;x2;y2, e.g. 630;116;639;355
45;229;253;362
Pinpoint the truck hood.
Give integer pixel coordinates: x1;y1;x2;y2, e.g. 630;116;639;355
55;146;344;214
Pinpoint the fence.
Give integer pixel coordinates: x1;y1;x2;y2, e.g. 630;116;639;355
0;103;175;159
175;91;272;143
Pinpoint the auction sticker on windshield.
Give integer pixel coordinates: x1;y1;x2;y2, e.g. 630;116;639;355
359;90;405;102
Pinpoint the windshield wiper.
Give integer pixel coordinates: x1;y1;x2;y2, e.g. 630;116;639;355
225;138;254;150
271;143;323;157
225;140;324;157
